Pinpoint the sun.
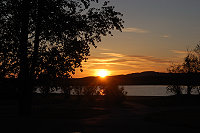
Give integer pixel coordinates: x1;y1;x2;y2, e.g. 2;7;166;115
96;69;110;78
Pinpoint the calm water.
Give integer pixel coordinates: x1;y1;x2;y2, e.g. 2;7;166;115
37;85;198;96
121;85;170;96
44;85;170;96
122;85;199;96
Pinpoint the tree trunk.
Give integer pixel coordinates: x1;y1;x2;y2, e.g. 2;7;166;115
31;0;41;78
187;86;192;95
18;0;32;117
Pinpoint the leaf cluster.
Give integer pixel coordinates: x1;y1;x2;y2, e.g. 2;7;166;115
0;0;124;79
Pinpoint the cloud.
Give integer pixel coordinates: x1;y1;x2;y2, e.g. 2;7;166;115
99;52;170;64
160;35;170;38
89;57;118;63
123;27;149;33
101;52;125;57
76;52;171;77
126;55;170;63
98;48;110;51
86;53;170;67
170;50;187;54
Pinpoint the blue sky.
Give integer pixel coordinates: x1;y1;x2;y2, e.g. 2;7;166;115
73;0;200;78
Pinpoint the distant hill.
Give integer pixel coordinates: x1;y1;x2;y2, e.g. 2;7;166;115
69;71;170;86
70;71;200;86
1;71;200;88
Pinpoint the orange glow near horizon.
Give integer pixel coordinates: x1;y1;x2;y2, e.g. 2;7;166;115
96;69;110;78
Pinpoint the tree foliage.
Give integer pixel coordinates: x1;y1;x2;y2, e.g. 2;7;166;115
99;83;127;104
0;0;124;79
167;44;200;95
0;0;124;115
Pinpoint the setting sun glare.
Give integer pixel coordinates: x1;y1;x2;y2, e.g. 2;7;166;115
96;69;110;78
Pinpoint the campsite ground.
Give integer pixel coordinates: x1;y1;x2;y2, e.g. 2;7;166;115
1;95;200;133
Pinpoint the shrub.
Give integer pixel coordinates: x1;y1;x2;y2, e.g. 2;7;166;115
102;84;127;104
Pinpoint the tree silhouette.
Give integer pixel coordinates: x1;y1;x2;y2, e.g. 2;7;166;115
0;0;124;116
167;44;200;95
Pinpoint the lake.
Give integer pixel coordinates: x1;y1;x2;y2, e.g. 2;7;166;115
37;85;199;96
121;85;199;96
41;85;171;96
121;85;170;96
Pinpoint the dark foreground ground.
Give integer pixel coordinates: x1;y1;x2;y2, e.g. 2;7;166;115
1;94;200;133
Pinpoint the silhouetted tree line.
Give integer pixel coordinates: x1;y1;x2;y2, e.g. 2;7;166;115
0;0;124;116
167;44;200;95
35;77;127;104
68;72;200;86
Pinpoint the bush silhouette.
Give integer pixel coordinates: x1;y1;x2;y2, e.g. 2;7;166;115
101;84;127;104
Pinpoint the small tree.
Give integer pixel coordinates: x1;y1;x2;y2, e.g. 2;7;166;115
101;83;127;104
167;44;200;95
167;64;184;95
183;52;199;95
82;86;98;96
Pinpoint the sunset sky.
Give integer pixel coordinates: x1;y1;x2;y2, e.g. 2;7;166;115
73;0;200;78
